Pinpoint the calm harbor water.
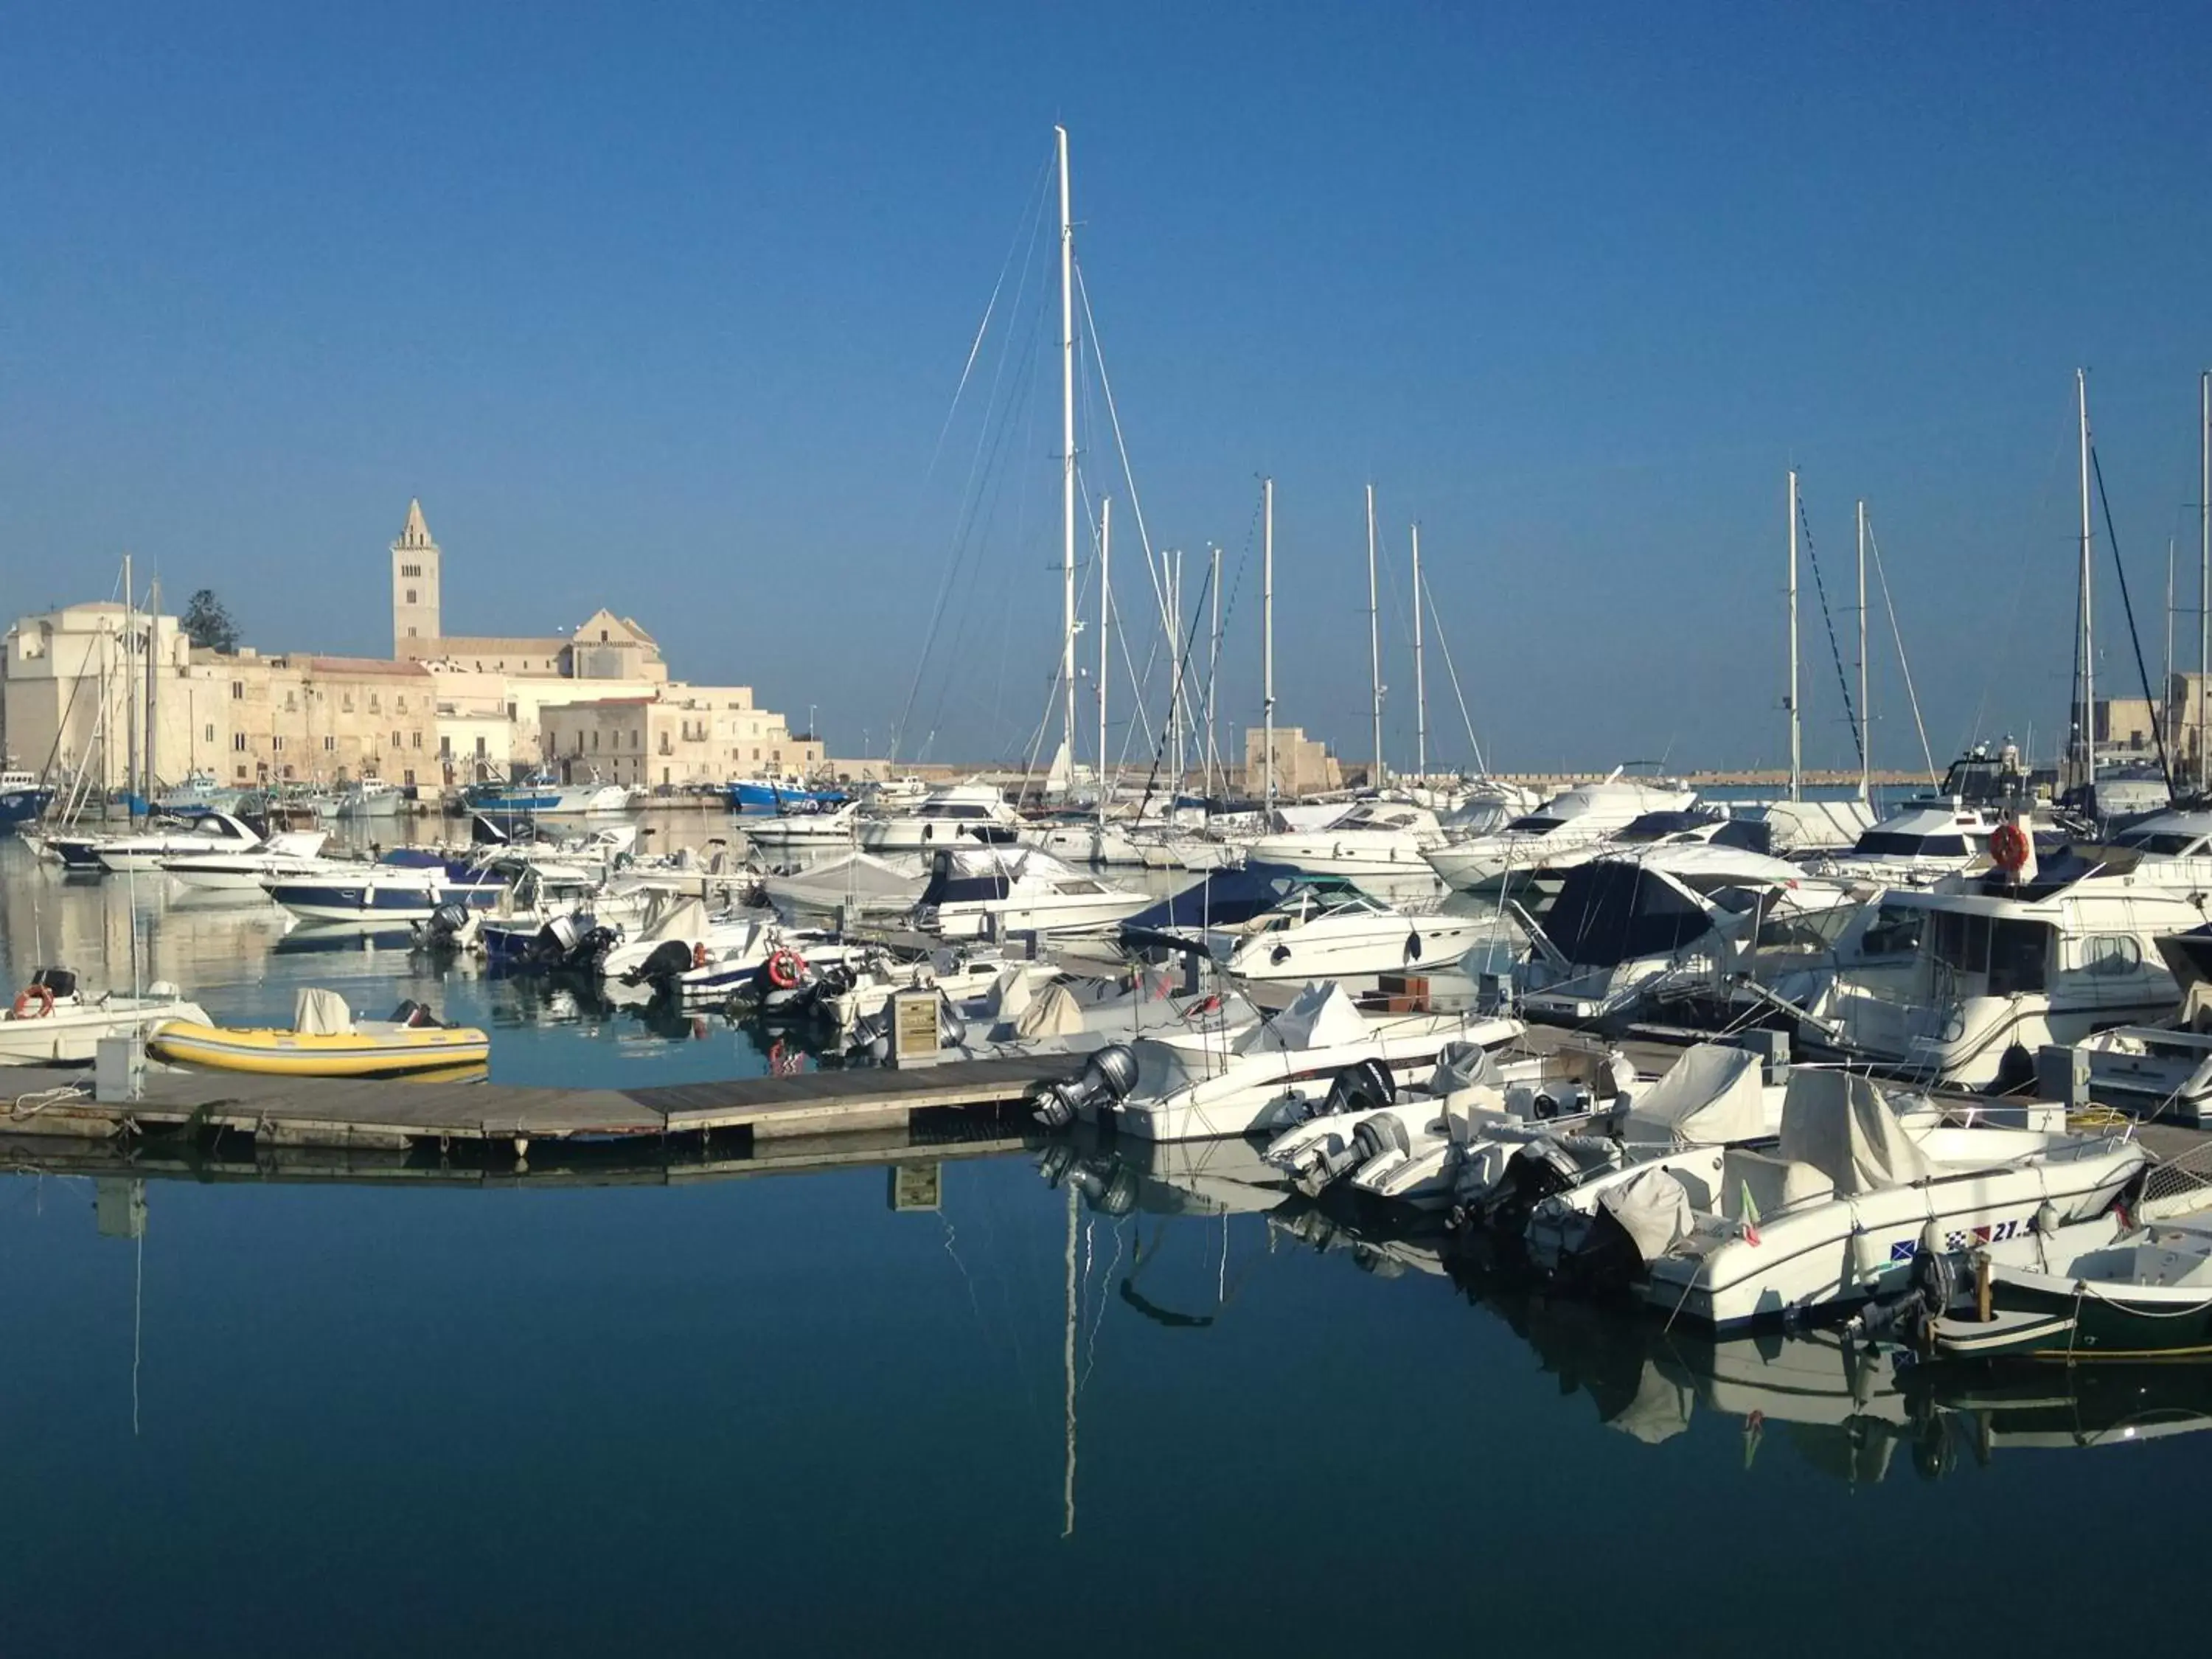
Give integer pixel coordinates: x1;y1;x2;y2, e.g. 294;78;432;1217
2;821;2210;1655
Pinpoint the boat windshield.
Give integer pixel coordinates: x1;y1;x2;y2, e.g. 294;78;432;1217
1851;830;1971;858
1508;815;1565;835
1543;863;1714;968
1927;911;2050;995
2111;830;2205;856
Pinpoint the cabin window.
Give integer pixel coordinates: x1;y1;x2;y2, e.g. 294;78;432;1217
1929;912;2049;995
2084;935;2143;977
1855;831;1969;858
1862;905;1924;956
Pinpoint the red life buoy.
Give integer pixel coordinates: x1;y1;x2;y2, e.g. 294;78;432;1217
12;985;55;1020
1989;822;2031;873
692;942;710;970
766;948;805;990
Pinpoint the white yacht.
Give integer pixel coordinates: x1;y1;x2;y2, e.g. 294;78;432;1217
1171;880;1504;983
1243;799;1447;880
859;782;1021;852
91;811;267;873
1803;799;2000;887
911;846;1150;939
333;776;407;819
1071;981;1523;1142
1424;775;1701;894
744;801;864;854
161;829;335;891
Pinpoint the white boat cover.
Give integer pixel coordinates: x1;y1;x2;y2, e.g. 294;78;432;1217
765;850;925;911
1610;1363;1694;1445
1012;981;1086;1040
1776;1069;1938;1197
1618;1044;1766;1146
1598;1166;1694;1261
293;987;354;1036
1248;981;1369;1054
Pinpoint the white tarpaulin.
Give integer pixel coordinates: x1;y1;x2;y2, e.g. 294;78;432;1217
293;987;354;1036
638;894;709;945
1252;981;1371;1054
1597;1166;1694;1262
1428;1041;1503;1095
1012;980;1086;1040
1776;1068;1938;1197
1619;1044;1767;1147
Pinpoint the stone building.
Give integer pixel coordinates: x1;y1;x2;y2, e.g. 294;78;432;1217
541;689;821;790
1240;724;1340;799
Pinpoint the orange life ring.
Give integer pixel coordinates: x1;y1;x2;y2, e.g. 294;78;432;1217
12;985;55;1020
692;942;710;970
766;948;805;990
1989;822;2031;873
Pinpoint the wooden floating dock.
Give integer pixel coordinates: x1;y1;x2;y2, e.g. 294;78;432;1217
2;1054;1079;1161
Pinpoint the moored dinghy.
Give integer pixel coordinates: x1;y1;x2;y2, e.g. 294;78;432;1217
149;987;490;1079
0;967;209;1065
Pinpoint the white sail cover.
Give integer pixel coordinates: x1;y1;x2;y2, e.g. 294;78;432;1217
1776;1069;1938;1197
293;987;354;1036
1597;1166;1694;1262
1618;1044;1766;1146
637;894;709;945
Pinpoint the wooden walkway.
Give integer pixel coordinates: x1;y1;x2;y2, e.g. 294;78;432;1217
2;1054;1078;1156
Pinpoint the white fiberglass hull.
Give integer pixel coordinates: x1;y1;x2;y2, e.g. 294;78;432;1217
0;996;212;1065
1245;831;1438;880
1218;914;1495;982
924;889;1152;940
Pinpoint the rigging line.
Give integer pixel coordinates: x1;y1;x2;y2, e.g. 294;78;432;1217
926;145;1058;485
2092;443;2177;796
1420;566;1490;775
1072;260;1171;644
892;162;1057;759
1131;557;1222;818
1865;522;1939;785
1795;486;1865;768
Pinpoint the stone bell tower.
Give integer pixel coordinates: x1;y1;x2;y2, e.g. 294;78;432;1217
391;498;442;656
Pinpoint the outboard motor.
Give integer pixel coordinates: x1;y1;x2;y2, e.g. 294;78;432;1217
1031;1043;1140;1130
1472;1138;1603;1235
622;938;698;989
29;966;78;1001
423;902;473;947
1319;1058;1396;1119
388;1000;444;1029
564;925;619;973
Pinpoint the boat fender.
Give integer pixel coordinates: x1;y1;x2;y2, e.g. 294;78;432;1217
692;942;711;971
2031;1200;2061;1237
1270;943;1292;967
1404;930;1423;962
11;984;55;1020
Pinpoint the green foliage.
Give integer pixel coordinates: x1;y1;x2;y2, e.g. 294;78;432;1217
181;588;238;653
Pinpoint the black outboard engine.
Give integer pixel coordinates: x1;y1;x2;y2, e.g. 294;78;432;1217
388;1000;444;1029
564;925;619;973
622;938;697;989
1031;1043;1140;1130
1320;1058;1396;1119
422;902;472;948
1471;1139;1592;1236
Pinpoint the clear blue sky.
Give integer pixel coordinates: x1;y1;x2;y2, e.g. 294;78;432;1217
5;1;2208;775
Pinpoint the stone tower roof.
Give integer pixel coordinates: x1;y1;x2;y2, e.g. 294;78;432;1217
395;498;436;550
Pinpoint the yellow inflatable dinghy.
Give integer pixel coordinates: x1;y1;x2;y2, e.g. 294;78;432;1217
149;988;490;1079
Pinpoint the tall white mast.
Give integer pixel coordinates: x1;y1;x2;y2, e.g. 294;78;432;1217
1411;523;1427;782
2200;369;2209;793
1098;498;1110;835
1057;125;1078;788
123;552;138;807
1170;549;1184;787
2079;367;2096;789
1787;470;1801;803
1856;500;1869;803
1366;484;1383;787
2167;538;2178;753
145;572;160;800
1207;544;1222;800
1262;479;1276;810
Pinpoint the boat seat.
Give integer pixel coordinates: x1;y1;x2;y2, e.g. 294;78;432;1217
1722;1147;1834;1219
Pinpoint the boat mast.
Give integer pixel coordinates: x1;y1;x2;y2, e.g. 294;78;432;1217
1411;523;1427;782
145;571;160;801
2200;368;2209;794
1208;543;1221;802
1098;498;1110;836
1170;549;1184;787
2079;367;2096;791
1057;125;1078;794
124;552;138;810
1262;478;1275;811
2167;537;2178;757
1366;484;1383;787
1857;499;1869;802
1787;470;1801;803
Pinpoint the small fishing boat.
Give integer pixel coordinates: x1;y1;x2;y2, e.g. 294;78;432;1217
728;775;850;813
0;968;209;1065
149;988;490;1078
1927;1222;2212;1361
0;767;55;827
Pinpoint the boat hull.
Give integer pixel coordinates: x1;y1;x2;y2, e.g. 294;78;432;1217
0;999;212;1065
0;785;54;827
147;1019;491;1078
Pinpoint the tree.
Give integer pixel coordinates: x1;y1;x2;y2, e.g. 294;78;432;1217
181;588;238;653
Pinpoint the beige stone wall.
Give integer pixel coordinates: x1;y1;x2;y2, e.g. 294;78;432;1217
542;689;822;789
1241;724;1340;797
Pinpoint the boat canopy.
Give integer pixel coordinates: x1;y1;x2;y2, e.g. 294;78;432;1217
294;987;354;1036
1618;1044;1766;1146
1252;981;1370;1053
1774;1070;1936;1197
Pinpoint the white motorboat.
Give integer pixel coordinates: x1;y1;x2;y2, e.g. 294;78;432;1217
911;846;1150;939
92;811;267;873
1801;799;2000;888
869;961;1262;1064
1512;843;1863;1028
1424;775;1701;894
1573;1068;2146;1331
0;968;210;1065
1262;1038;1638;1211
161;829;335;891
859;783;1022;853
744;801;864;854
333;776;407;819
1067;980;1523;1142
1244;799;1447;880
264;849;521;923
1171;880;1506;983
760;848;927;920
